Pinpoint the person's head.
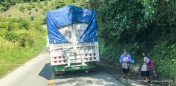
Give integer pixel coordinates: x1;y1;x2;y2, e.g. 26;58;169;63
124;50;127;55
143;52;147;56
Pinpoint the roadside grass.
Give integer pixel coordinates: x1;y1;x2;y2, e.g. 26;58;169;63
0;32;46;77
0;0;84;78
0;1;48;77
0;0;51;78
0;17;47;78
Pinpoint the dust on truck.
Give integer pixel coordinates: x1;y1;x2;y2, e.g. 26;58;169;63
46;5;100;75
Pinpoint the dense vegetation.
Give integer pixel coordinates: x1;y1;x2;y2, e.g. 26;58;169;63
85;0;176;82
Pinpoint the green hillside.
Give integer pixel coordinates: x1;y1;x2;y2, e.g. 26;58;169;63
0;0;84;78
0;0;85;22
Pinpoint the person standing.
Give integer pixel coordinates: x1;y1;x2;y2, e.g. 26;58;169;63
141;52;150;82
148;57;154;81
119;50;134;78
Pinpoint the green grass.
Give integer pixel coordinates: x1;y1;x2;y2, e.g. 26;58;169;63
0;2;48;22
0;32;46;77
0;17;47;77
0;0;84;78
0;0;84;22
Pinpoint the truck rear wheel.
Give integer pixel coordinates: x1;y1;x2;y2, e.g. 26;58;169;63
89;67;95;72
85;70;89;73
54;71;65;76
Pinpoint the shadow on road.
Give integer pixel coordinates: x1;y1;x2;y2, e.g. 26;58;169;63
38;63;52;80
52;66;125;86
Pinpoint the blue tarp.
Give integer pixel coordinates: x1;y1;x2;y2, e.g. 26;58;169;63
46;5;98;44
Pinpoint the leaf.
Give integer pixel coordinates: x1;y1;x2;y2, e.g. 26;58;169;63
171;59;176;62
173;48;176;53
154;45;159;48
162;51;166;54
171;44;175;49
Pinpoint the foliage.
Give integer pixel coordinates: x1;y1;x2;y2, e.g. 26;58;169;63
30;16;35;21
32;3;35;8
44;1;48;5
85;0;176;79
29;11;31;15
35;8;38;12
26;5;32;10
18;19;30;30
19;6;25;12
33;21;45;32
4;32;19;42
37;0;41;3
37;3;43;9
0;5;5;13
18;33;34;48
0;17;46;77
0;0;48;12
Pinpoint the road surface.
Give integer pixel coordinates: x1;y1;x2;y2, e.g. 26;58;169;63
0;50;126;86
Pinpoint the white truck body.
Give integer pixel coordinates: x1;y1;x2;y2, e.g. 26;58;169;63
46;5;99;74
49;23;99;66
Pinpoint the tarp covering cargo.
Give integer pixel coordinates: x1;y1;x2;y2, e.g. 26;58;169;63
46;5;98;44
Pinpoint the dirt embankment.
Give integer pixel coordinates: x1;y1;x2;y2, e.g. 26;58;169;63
97;57;175;86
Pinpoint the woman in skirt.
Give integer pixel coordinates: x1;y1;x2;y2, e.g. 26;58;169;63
141;52;150;82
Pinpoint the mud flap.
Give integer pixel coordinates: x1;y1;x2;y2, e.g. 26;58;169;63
54;71;65;76
86;62;96;72
53;65;65;76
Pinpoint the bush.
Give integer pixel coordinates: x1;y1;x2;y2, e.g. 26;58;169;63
26;6;32;10
1;18;20;31
19;6;25;12
0;5;5;13
30;16;34;21
7;22;14;31
33;21;44;32
44;1;48;5
0;22;6;28
42;18;46;24
42;12;45;15
29;12;31;15
35;8;38;12
18;19;30;30
29;1;33;5
55;1;65;9
8;15;11;17
4;32;19;42
19;33;34;48
37;0;40;3
32;4;35;8
38;4;43;9
0;29;7;37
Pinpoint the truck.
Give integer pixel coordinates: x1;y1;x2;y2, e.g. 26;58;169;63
46;5;100;75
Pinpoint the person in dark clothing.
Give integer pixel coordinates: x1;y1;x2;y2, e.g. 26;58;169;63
148;57;154;81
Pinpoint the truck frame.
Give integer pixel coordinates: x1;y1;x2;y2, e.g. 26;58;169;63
46;5;100;75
